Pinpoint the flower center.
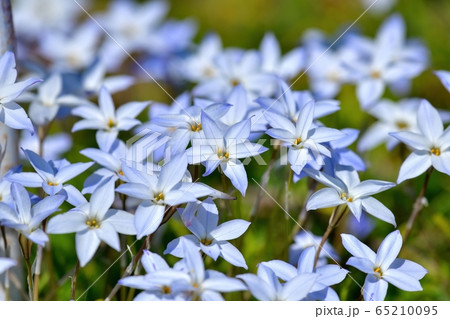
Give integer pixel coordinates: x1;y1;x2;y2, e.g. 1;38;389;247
371;70;381;79
200;238;213;246
293;137;302;146
107;118;116;129
374;267;383;278
154;192;165;202
340;192;353;202
230;78;240;87
118;170;124;176
86;218;100;229
430;147;441;156
47;181;59;186
395;120;409;130
190;122;202;132
217;148;229;160
161;286;171;294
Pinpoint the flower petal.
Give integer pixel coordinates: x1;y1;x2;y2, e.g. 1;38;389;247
375;230;402;270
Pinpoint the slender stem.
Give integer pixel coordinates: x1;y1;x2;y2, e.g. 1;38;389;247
70;260;80;300
284;168;293;214
1;226;7;251
250;147;279;219
291;178;318;237
25;258;33;301
313;205;348;268
403;168;434;242
220;172;232;217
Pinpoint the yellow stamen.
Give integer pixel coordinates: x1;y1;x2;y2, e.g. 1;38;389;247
371;70;381;79
340;192;353;202
107;118;116;128
217;148;229;160
293;137;302;145
430;147;441;156
161;286;171;294
154;192;165;201
231;78;240;87
86;218;100;229
118;170;124;176
190;123;202;132
374;267;382;278
47;181;59;186
395;121;409;130
201;238;213;246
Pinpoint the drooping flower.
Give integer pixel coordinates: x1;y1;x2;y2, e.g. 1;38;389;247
342;230;427;301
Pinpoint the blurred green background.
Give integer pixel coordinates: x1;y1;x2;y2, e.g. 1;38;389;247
29;0;450;301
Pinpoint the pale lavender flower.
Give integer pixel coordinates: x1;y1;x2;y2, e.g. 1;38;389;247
342;230;427;301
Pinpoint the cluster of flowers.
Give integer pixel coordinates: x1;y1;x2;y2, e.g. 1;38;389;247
0;0;449;301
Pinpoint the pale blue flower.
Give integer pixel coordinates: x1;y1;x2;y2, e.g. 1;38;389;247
178;33;223;83
19;132;72;161
326;128;366;172
24;73;84;126
257;79;340;124
119;250;186;301
116;154;227;239
7;149;92;206
165;198;250;268
150;101;230;155
39;21;100;71
193;49;276;100
0;51;40;132
187;112;268;195
47;178;136;267
262;246;348;300
306;166;396;225
72;86;149;145
289;230;338;266
0;183;65;246
82;60;135;96
390;99;450;183
98;0;169;70
259;32;305;80
358;99;421;152
347;14;428;108
238;264;318;301
81;138;127;194
342;230;427;301
121;239;246;301
265;100;344;175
